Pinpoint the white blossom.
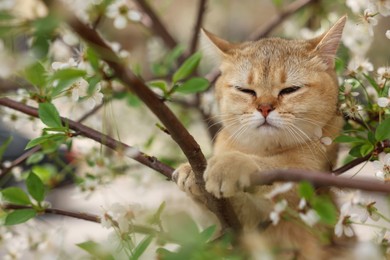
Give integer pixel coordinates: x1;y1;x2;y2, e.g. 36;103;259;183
320;137;332;146
386;30;390;39
347;57;374;75
100;203;141;233
51;58;77;71
346;0;369;13
265;183;294;199
376;66;390;87
343;81;360;97
359;201;380;223
335;212;357;237
109;42;130;59
362;6;379;36
124;146;140;158
342;21;373;56
0;0;14;10
70;78;89;102
106;0;142;29
83;83;104;109
372;153;390;181
298;199;319;227
374;0;390;16
270;199;288;225
340;102;363;119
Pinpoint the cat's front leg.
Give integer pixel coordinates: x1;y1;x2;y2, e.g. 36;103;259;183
204;151;259;198
172;163;203;197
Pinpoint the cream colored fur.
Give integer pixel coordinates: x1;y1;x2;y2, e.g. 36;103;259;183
174;17;356;259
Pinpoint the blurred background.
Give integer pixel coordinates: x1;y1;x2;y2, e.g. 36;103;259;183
0;0;390;259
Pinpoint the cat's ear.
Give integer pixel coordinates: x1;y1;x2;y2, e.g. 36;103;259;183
310;16;347;69
200;29;234;61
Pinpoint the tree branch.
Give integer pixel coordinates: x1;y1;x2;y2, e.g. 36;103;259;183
0;146;40;181
251;169;390;193
135;0;177;50
248;0;316;41
3;204;100;223
188;0;208;55
332;154;373;175
0;101;106;182
0;97;174;179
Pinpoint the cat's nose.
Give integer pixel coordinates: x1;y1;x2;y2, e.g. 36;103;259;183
257;103;274;118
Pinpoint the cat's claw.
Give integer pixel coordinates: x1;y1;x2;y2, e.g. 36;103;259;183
204;152;257;198
173;163;202;197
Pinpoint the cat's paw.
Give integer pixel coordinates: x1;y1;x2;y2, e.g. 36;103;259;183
172;163;202;197
204;152;258;198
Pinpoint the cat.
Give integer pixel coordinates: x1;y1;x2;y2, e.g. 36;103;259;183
173;16;356;259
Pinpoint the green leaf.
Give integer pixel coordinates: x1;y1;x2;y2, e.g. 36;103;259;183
363;73;379;92
77;241;115;260
38;102;63;128
26;152;45;165
0;136;12;162
375;118;390;141
272;0;283;8
165;212;199;244
32;14;59;58
23;62;47;88
298;181;315;200
1;187;31;205
148;80;168;93
334;135;365;143
5;209;36;225
172;52;202;83
127;92;141;107
176;77;209;94
349;144;363;158
43;127;68;133
199;225;216;242
312;197;337;225
50;68;87;97
25;133;66;150
368;131;376;145
131;235;154;260
360;143;374;157
26;172;46;202
86;47;100;71
32;165;56;184
148;201;165;225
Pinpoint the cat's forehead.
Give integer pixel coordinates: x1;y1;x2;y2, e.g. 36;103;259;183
221;38;314;86
234;38;312;62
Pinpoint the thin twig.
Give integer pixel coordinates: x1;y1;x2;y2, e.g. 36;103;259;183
0;99;107;182
188;0;208;55
0;97;174;178
251;169;390;193
332;154;373;175
4;204;100;222
0;146;40;180
135;0;177;50
248;0;316;41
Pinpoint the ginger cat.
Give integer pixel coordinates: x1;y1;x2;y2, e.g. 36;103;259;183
174;17;354;259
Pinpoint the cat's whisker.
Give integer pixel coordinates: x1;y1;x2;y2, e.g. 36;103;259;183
288;123;332;164
227;117;258;146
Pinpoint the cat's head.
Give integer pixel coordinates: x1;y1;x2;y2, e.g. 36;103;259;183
203;17;346;151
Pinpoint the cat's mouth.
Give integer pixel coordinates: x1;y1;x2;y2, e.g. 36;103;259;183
257;121;277;129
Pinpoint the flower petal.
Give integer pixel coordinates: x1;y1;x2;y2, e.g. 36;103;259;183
377;97;390;107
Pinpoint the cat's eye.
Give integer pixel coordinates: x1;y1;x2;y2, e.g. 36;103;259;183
279;86;301;96
235;86;256;96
